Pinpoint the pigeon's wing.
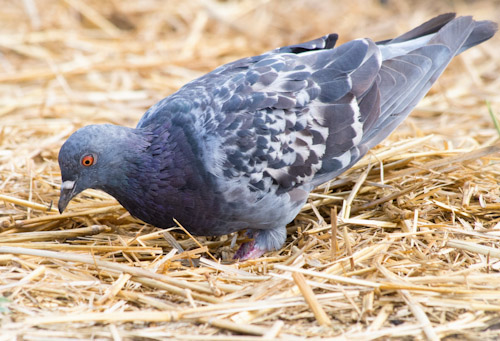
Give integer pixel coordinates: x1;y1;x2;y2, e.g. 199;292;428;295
203;15;497;195
194;37;383;194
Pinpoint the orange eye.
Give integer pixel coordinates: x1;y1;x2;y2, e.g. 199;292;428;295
81;154;95;167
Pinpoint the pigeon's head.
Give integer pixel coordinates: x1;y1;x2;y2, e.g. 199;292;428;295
57;124;146;213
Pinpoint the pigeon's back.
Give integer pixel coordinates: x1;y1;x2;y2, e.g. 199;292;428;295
138;13;496;202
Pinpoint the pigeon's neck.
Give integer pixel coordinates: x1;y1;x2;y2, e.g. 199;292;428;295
103;124;218;230
97;128;153;199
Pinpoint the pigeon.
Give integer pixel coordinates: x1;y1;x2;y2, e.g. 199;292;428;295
58;14;497;260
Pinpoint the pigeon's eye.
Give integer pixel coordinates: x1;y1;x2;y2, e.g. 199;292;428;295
81;154;95;167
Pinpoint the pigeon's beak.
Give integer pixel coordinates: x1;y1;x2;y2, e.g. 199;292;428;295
58;180;77;213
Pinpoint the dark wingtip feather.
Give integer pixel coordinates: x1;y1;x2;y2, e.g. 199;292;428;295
388;13;457;44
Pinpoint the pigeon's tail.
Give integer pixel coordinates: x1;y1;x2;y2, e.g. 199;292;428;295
361;14;497;149
459;19;498;54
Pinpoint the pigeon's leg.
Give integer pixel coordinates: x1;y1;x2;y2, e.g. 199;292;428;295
234;227;287;260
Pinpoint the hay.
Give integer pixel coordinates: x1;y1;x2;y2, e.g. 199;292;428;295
1;0;500;339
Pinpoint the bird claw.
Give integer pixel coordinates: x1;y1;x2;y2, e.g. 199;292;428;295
233;240;266;260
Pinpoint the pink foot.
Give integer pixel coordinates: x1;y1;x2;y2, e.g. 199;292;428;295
234;240;266;260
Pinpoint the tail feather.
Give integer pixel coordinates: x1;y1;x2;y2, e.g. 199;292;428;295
362;15;496;149
386;13;456;44
460;20;498;53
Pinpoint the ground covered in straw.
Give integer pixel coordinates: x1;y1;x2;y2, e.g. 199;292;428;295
1;0;500;340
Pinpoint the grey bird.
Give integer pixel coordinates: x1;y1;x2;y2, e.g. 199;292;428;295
58;14;496;260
